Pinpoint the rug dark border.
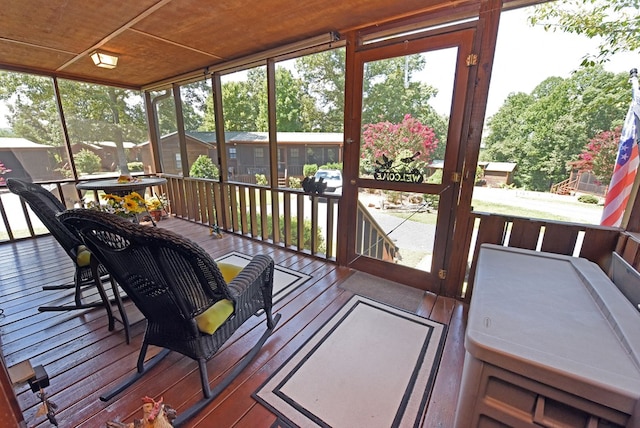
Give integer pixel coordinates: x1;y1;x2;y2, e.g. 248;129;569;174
252;296;448;428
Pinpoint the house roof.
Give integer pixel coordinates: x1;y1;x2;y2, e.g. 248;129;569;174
79;141;139;149
484;162;517;172
0;137;50;149
0;0;535;90
224;131;344;144
150;131;344;145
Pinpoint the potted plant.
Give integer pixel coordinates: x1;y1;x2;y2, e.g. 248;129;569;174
145;194;169;221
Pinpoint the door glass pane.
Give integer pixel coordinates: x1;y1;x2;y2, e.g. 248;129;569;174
357;48;456;272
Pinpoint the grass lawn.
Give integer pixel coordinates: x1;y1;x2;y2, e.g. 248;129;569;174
385;199;579;224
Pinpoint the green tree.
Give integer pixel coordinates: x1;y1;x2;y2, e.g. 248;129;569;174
295;49;346;132
216;67;321;132
531;0;640;65
361;55;448;162
220;79;262;131
189;155;220;179
483;66;628;190
0;71;148;175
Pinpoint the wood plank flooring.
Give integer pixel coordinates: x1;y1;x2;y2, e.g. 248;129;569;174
0;218;468;427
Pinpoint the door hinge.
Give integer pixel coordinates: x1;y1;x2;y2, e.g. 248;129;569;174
438;269;447;280
452;172;461;183
466;54;478;66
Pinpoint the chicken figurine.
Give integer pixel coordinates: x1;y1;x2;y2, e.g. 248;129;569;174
106;396;176;428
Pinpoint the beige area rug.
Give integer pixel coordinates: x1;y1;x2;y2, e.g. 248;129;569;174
338;271;425;313
216;252;311;311
254;295;446;428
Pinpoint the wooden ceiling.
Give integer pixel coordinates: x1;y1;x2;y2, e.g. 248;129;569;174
0;0;494;90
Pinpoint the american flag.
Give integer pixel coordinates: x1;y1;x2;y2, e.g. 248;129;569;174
601;71;640;227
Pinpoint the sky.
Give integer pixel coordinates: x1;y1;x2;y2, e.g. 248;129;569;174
0;6;637;128
487;7;638;117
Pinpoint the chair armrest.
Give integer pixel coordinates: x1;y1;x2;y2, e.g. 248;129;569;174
226;254;274;299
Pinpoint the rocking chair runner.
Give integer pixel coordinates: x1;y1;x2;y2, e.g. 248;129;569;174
59;209;280;424
6;178;130;342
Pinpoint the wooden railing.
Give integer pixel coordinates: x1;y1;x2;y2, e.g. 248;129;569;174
162;174;339;260
355;200;398;262
4;175;636;302
550;176;579;195
449;210;621;302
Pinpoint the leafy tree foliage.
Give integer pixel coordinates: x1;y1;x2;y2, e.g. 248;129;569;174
483;66;628;190
216;49;449;163
531;0;640;65
295;50;346;132
573;127;621;184
0;72;148;146
0;71;149;174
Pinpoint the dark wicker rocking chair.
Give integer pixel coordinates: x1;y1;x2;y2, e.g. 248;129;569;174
6;178;130;342
59;208;280;424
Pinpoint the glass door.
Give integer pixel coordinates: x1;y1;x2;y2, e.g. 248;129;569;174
345;28;476;293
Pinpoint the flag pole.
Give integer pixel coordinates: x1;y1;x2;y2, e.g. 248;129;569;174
621;68;639;229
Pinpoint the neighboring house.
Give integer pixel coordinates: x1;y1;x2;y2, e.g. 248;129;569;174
142;131;344;181
139;132;216;175
478;161;517;187
0;137;58;181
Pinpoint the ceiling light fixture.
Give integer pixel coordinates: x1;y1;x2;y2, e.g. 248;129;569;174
90;50;118;69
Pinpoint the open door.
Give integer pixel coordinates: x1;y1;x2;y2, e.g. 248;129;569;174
343;26;476;294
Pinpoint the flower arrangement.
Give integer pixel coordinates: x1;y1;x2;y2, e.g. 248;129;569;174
87;192;170;221
86;192;147;218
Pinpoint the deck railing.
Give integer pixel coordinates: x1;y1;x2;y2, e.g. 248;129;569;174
1;175;629;301
163;174;340;260
449;210;621;302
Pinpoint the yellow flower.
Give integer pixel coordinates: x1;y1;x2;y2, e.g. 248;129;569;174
102;193;122;203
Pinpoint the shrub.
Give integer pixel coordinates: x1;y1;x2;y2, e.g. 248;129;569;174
189;155;219;179
255;174;268;186
303;164;318;177
319;162;342;171
75;149;101;174
128;161;144;172
577;194;599;204
288;176;302;188
384;190;403;204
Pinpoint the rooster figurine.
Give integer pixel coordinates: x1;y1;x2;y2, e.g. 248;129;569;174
106;396;176;428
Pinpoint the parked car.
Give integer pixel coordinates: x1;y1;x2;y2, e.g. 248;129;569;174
314;169;343;195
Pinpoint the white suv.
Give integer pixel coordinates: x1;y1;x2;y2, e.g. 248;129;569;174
314;169;343;195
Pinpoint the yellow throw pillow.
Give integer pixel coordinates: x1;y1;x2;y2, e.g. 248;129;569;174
217;262;243;283
195;299;234;335
76;245;92;267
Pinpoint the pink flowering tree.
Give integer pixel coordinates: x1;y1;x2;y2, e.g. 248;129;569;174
573;127;620;185
0;160;12;185
361;114;439;175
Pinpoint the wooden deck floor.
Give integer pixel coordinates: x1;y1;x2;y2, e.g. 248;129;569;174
0;218;468;427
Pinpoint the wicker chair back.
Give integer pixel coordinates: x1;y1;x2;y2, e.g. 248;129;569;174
59;208;277;402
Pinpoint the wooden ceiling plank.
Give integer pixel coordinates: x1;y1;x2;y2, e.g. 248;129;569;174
128;28;223;60
56;0;175;72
